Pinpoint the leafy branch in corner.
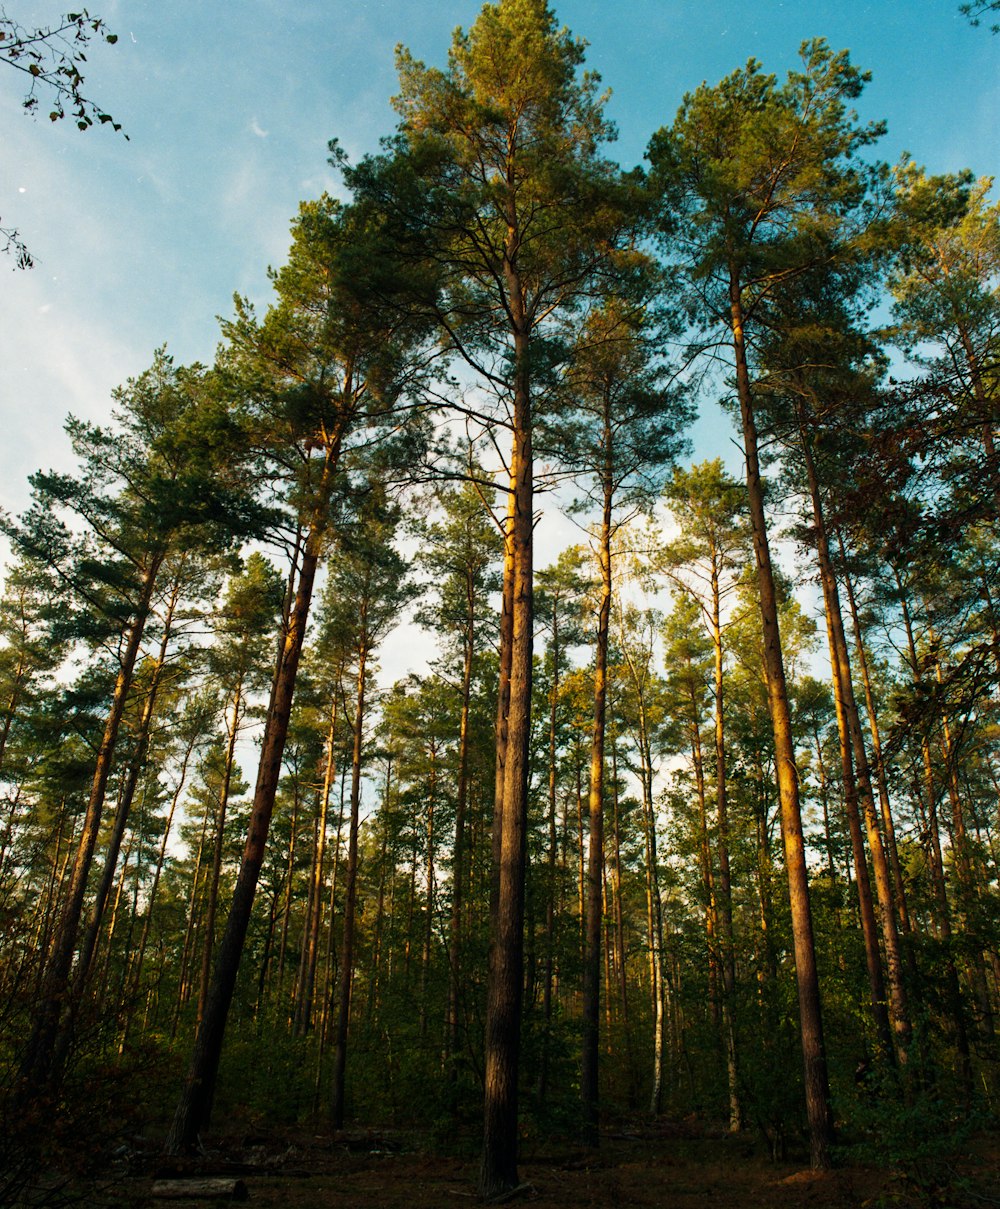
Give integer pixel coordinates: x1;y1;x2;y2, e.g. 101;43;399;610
1;7;125;132
1;7;126;267
960;1;1000;32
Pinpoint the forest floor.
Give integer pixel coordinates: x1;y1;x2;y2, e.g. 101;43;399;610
69;1118;1000;1208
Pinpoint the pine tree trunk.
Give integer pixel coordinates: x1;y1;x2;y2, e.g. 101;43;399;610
419;743;436;1041
198;680;244;1025
813;729;838;882
446;612;474;1079
321;762;348;1042
276;775;302;1003
687;681;719;1030
26;809;68;997
331;643;367;1128
75;578;181;1019
19;552;163;1097
709;557;741;1130
539;600;560;1107
837;536;913;941
255;883;281;1022
799;425;910;1062
609;739;634;1099
896;566;972;1087
173;800;211;1040
167;463;331;1152
295;696;337;1036
753;756;778;987
620;636;666;1115
569;757;583;962
729;277;833;1168
96;829;135;1010
825;586;895;1058
582;480;612;1145
292;807;320;1024
480;314;533;1199
367;801;390;1035
121;730;196;1044
489;480;516;928
934;649;995;1042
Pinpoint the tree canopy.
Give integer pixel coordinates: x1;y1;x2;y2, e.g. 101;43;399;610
3;6;1000;1205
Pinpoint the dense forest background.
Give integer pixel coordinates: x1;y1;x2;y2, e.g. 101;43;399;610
2;1;1000;1202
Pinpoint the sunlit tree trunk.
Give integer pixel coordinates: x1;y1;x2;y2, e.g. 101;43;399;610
730;278;832;1167
64;579;179;1067
539;596;561;1106
489;482;516;930
295;694;337;1037
837;536;913;943
167;448;334;1151
799;427;898;1063
582;477;612;1144
481;313;533;1197
610;741;630;1041
707;557;742;1130
19;552;163;1097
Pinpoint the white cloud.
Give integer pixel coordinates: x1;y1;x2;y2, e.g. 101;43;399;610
0;272;145;524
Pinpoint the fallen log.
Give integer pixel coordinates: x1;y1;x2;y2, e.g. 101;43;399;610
151;1177;249;1200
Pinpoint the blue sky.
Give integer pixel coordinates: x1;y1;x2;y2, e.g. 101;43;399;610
1;0;997;530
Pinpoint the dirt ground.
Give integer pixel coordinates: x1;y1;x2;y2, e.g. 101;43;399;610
91;1121;1000;1209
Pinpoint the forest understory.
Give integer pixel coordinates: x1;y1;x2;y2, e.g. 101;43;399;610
14;1118;1000;1209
